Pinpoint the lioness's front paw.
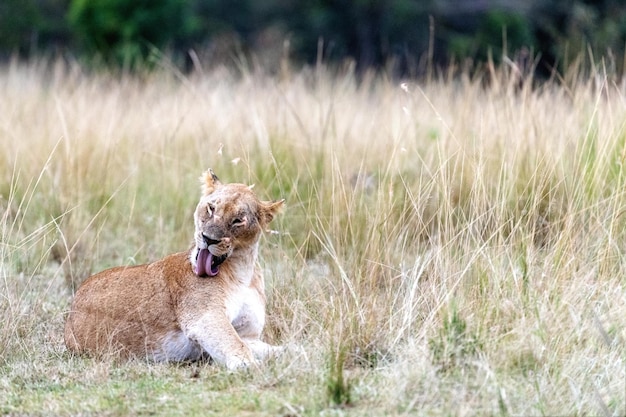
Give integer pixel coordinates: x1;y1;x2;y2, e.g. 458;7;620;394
284;343;305;355
245;339;285;361
224;355;257;371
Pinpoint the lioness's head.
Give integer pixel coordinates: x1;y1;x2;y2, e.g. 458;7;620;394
191;169;284;277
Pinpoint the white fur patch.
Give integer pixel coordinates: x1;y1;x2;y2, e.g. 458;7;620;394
225;285;265;339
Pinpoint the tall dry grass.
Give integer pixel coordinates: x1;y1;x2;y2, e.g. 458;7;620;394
1;57;625;415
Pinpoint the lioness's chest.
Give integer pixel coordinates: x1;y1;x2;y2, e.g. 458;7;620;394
225;285;265;338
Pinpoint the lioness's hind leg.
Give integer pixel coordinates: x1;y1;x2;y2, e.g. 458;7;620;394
244;339;284;360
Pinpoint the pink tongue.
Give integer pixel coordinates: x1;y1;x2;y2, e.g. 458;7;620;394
196;248;219;277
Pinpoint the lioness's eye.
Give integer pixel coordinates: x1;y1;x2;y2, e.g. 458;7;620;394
231;217;244;226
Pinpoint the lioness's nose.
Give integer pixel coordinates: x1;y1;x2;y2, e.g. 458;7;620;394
202;234;221;247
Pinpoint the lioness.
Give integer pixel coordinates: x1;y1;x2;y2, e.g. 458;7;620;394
64;169;284;369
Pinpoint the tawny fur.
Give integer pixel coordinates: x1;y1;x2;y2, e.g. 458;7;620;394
64;169;284;369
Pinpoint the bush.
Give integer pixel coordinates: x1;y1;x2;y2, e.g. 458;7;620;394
67;0;197;67
448;10;534;63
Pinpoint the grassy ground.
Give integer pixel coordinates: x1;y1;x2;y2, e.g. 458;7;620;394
1;58;625;416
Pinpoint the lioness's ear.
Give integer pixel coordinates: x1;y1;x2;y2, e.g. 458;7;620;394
201;168;222;196
260;199;285;226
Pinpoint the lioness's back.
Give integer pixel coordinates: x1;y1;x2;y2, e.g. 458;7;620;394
64;252;187;357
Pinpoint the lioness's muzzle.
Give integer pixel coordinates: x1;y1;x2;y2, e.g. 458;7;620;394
202;234;221;247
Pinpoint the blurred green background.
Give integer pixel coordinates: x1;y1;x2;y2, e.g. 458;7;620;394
1;0;625;75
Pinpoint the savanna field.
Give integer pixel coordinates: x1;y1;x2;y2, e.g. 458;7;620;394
0;58;625;416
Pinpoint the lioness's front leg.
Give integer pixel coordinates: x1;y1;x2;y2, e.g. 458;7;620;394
185;313;255;370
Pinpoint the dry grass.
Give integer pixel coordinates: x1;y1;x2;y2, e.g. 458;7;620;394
1;57;625;416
